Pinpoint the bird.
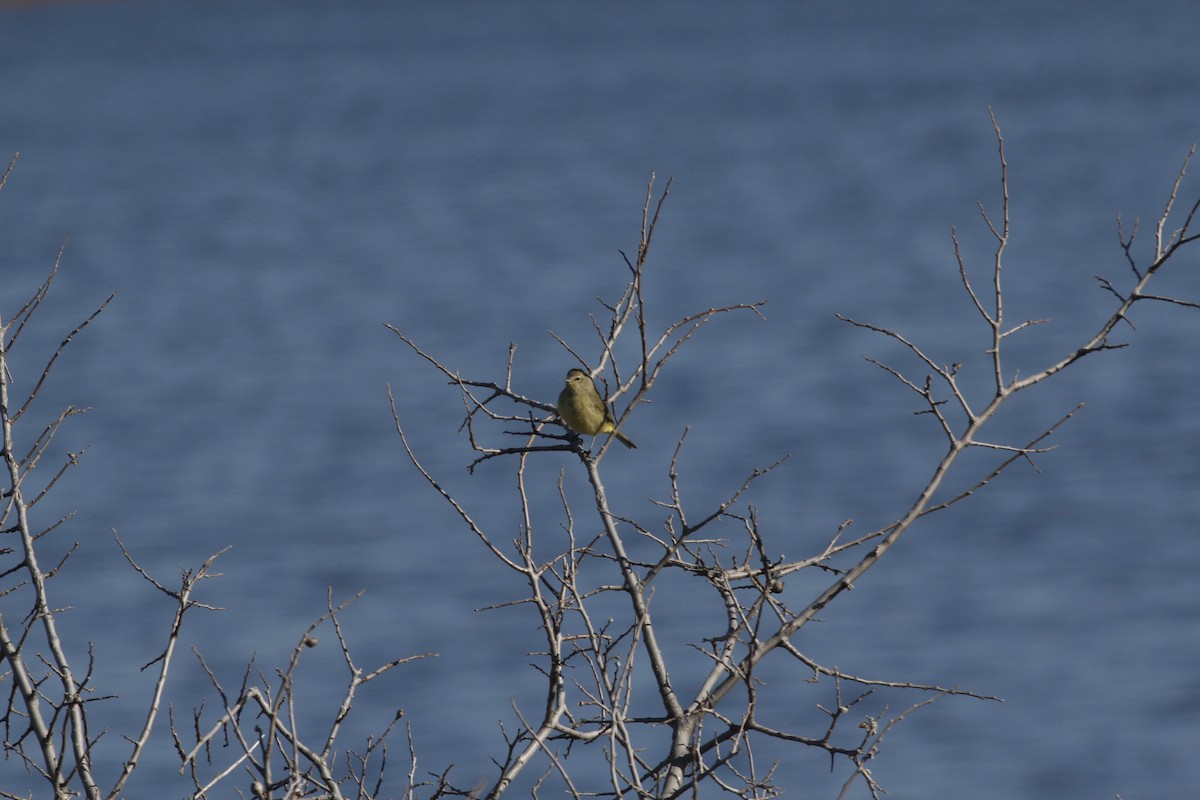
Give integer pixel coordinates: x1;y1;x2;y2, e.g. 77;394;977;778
556;368;637;449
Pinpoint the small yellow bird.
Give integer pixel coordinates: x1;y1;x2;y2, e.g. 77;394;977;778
556;368;637;449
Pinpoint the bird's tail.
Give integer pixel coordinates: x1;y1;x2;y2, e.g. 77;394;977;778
614;430;637;449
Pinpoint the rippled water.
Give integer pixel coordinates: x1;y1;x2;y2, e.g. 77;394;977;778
1;1;1198;797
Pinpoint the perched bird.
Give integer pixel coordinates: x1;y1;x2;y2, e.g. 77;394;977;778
556;368;637;449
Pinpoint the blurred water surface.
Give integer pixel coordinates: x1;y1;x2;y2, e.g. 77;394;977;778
1;1;1199;797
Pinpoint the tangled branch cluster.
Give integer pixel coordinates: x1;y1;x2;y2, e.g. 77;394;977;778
1;155;426;800
387;119;1198;799
2;115;1197;799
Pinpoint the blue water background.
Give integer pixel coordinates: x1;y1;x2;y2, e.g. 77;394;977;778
2;1;1199;797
